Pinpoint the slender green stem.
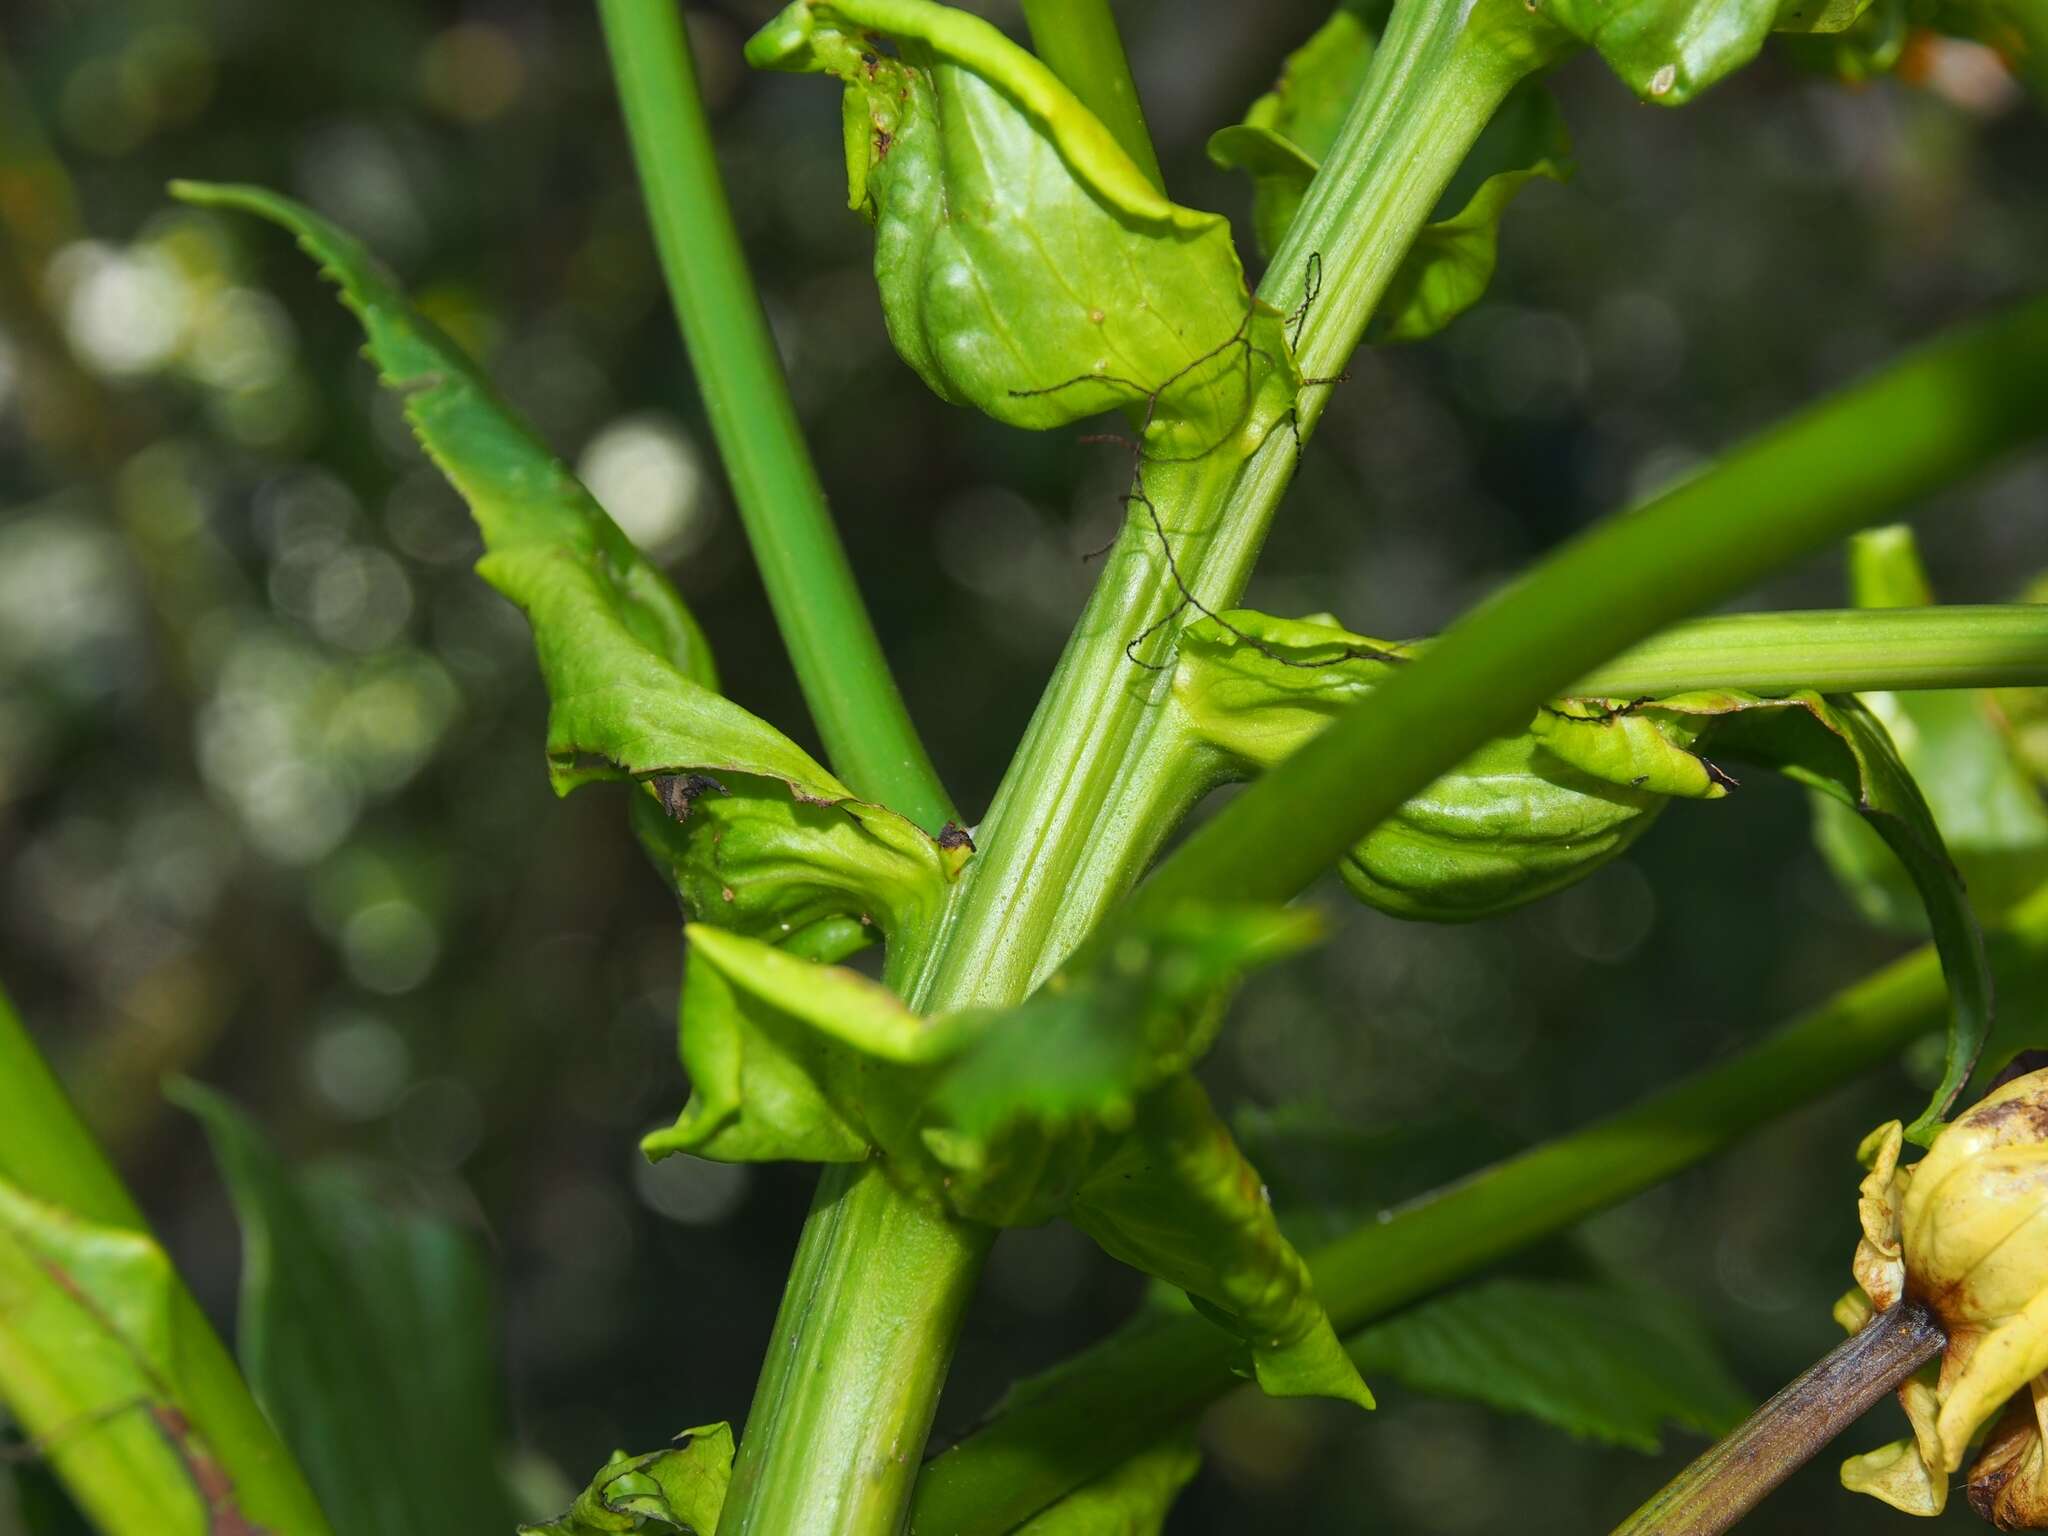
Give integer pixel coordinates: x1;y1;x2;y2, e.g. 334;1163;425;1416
1019;0;1164;190
909;885;2048;1533
596;0;954;833
1127;292;2048;929
0;986;334;1536
1562;605;2048;695
598;13;980;1535
1610;1302;1945;1536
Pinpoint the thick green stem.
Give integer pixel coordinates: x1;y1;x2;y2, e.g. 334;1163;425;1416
909;885;2048;1533
911;0;1547;1008
596;0;954;833
1126;292;2048;930
1568;605;2048;696
1020;0;1163;190
713;3;1541;1529
0;986;334;1536
1610;1302;1945;1536
718;1164;992;1535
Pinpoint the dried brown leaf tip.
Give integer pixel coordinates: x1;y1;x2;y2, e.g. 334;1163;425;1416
1838;1068;2048;1523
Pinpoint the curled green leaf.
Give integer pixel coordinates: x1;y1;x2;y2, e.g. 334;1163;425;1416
1172;610;1681;921
175;182;968;945
1650;687;1992;1141
1813;528;2048;936
629;773;968;951
642;912;1364;1407
1369;85;1573;344
929;905;1322;1142
1071;1075;1373;1409
642;924;960;1167
519;1425;733;1535
748;0;1296;456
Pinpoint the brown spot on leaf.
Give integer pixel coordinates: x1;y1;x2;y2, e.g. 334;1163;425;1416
937;821;976;853
654;773;728;821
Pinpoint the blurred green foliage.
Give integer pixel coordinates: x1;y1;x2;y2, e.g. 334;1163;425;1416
1;1;2045;1531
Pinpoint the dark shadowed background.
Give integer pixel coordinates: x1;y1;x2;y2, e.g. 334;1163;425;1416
2;0;2045;1529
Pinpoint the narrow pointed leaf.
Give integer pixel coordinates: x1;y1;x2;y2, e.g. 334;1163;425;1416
929;904;1322;1140
1071;1076;1373;1409
1649;689;1993;1140
173;1083;518;1536
0;1179;220;1535
1813;528;2048;932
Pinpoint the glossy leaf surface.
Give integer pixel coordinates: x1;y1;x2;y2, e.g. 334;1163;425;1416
519;1426;732;1535
1171;611;1682;921
748;0;1296;456
1530;0;1871;102
176;1083;517;1536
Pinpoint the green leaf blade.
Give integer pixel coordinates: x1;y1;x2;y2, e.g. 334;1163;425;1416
1012;1435;1199;1535
172;1083;519;1536
1351;1278;1750;1451
0;1180;214;1536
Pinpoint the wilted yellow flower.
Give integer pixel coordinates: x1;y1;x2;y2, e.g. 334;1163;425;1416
1839;1068;2048;1523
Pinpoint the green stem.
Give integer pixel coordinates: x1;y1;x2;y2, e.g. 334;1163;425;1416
1127;292;2048;928
715;4;1537;1529
1267;0;1572;425
909;885;2048;1533
0;986;334;1536
596;0;954;833
1609;1302;1945;1536
1019;0;1164;190
717;1164;992;1535
1562;605;2048;695
912;0;1548;1008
